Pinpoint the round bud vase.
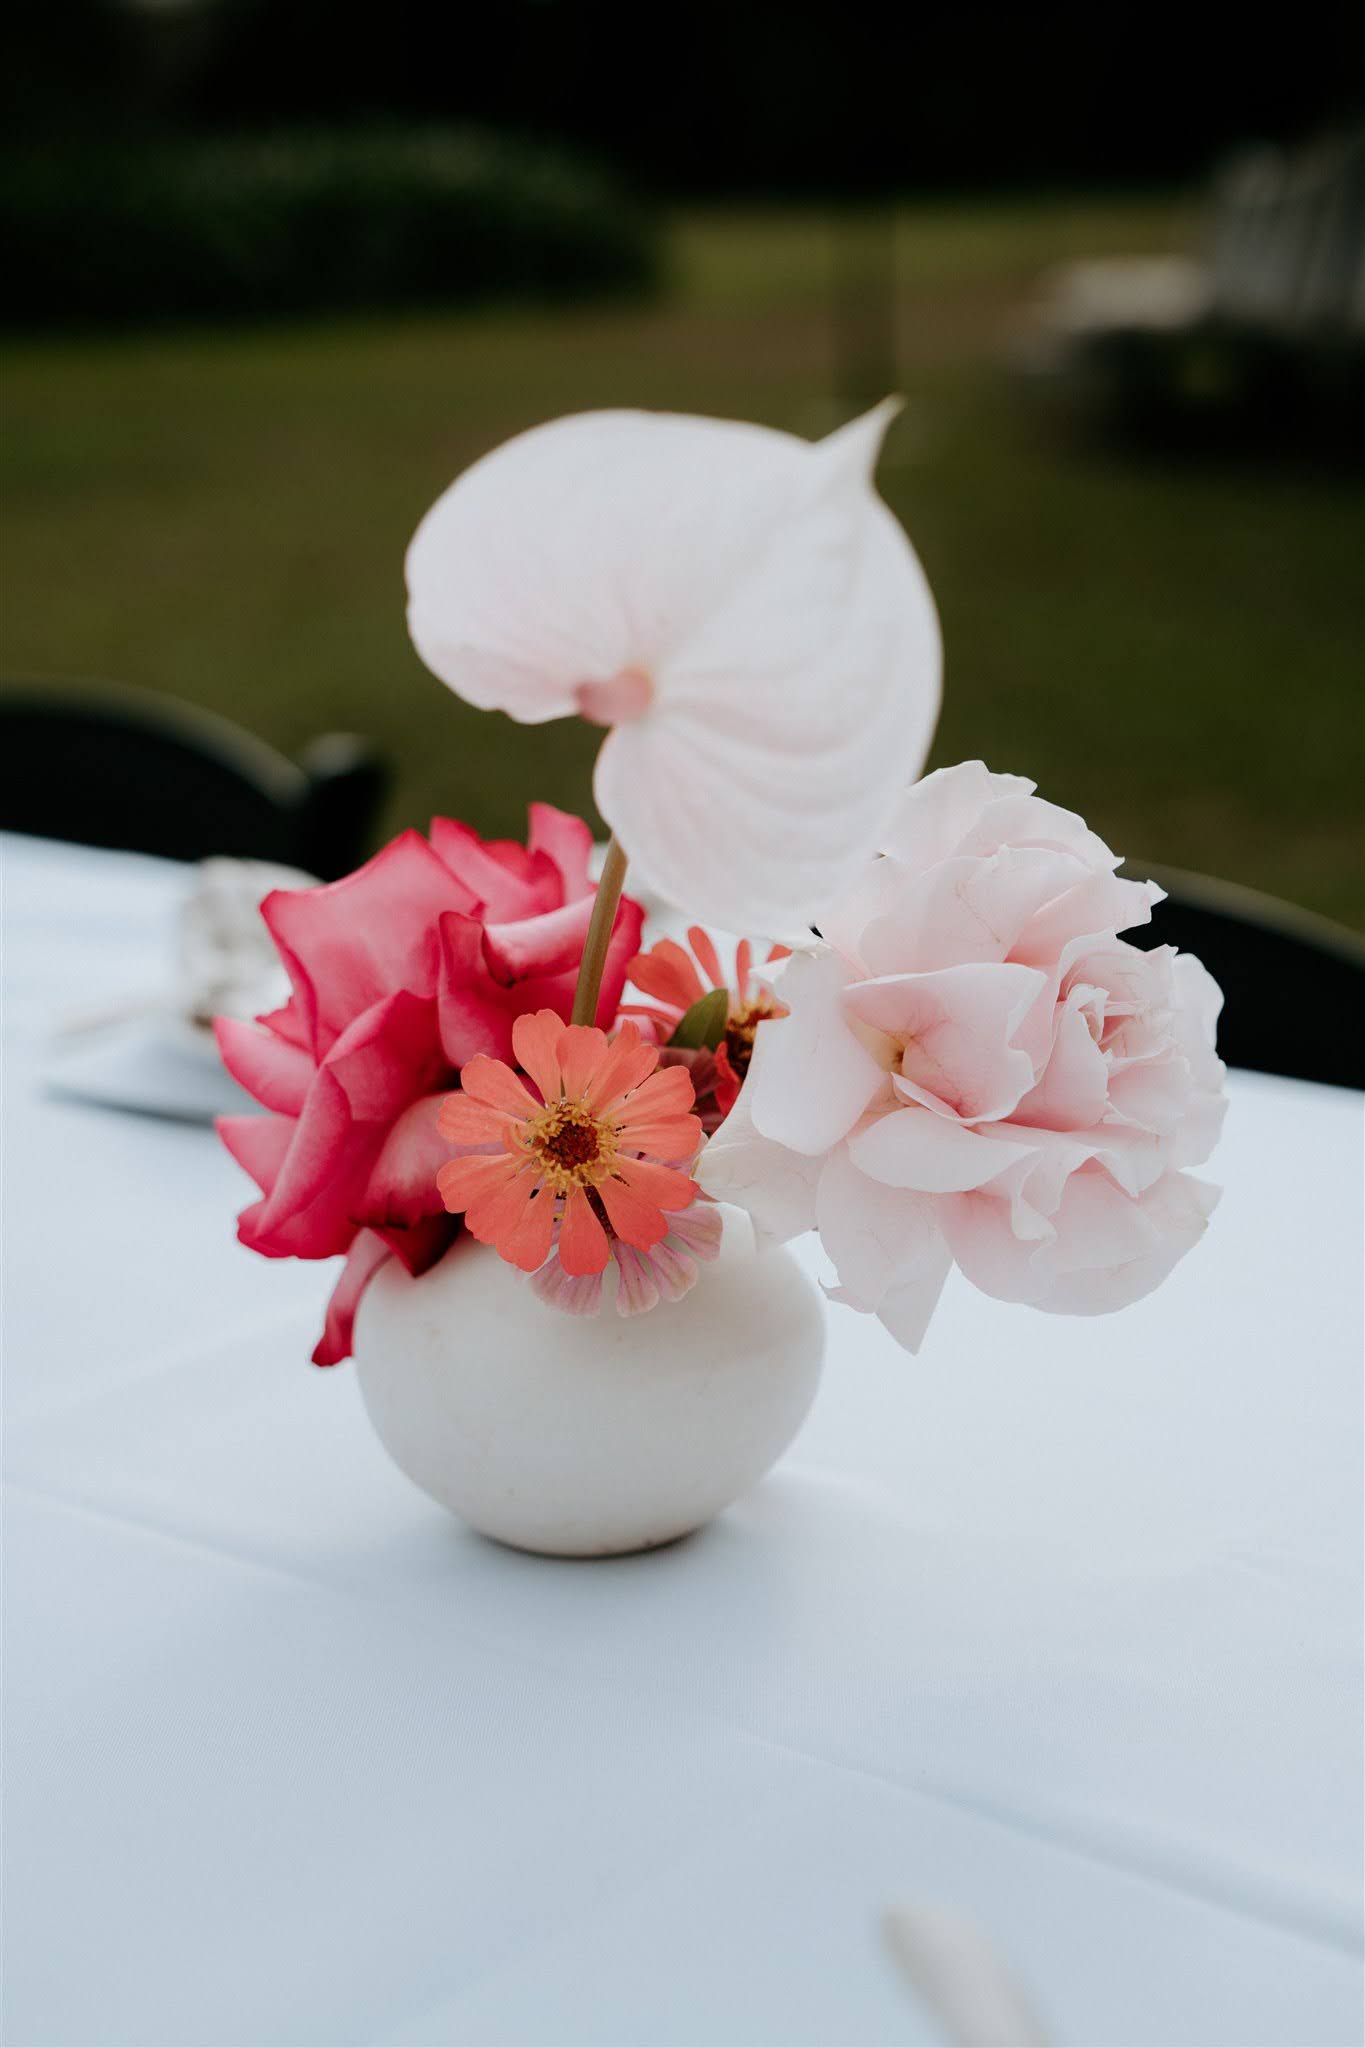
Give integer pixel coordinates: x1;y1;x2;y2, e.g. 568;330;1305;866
353;1208;826;1558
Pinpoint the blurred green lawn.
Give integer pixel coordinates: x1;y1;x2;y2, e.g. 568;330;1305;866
3;196;1361;927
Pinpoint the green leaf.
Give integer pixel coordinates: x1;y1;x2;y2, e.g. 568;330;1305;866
667;987;728;1052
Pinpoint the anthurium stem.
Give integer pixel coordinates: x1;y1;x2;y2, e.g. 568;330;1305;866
571;836;629;1028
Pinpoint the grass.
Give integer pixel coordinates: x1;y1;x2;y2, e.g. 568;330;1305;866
3;195;1361;928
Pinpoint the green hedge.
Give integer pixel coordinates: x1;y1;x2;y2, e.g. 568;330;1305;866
0;127;660;329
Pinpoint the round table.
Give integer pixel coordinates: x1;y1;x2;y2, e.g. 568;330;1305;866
4;832;1362;2047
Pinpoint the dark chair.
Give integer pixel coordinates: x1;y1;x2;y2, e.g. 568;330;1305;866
1128;862;1365;1090
0;679;389;881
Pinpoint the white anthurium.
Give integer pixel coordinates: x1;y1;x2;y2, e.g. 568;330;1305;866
405;402;941;936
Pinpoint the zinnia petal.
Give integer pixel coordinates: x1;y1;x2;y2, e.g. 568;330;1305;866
686;925;724;987
583;1022;657;1112
436;1092;515;1144
666;1201;725;1261
613;1157;697;1212
500;1186;557;1272
614;1113;703;1158
611;1242;661;1315
511;1009;567;1103
627;938;707;1011
458;1054;540;1116
634;1238;698;1305
557;1023;608;1099
613;1064;697;1128
530;1259;604;1315
559;1185;611;1275
467;1162;542;1247
597;1174;669;1250
436;1150;521;1213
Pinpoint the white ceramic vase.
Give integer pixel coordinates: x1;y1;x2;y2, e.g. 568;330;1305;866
353;1209;825;1557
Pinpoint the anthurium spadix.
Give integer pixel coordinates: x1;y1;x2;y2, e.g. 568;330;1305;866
405;403;941;936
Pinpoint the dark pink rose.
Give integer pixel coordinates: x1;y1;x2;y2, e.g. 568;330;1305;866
215;804;643;1364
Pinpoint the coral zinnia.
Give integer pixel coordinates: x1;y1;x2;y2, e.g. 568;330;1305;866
436;1011;702;1278
626;926;789;1118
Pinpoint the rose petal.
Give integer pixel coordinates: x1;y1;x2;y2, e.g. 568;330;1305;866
321;991;445;1125
847;1104;1030;1194
356;1094;451;1228
815;1145;947;1339
216;1112;294;1197
262;831;468;1053
1010;988;1111;1133
429;816;561;921
528;802;595;901
697;1090;820;1241
244;1069;381;1256
312;1230;392;1366
483;896;595;984
845;961;1045;1124
374;1213;459;1278
860;849;1090;978
879;760;1035;869
214;1016;313;1116
748;948;890;1156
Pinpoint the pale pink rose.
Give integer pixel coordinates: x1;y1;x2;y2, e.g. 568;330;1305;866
699;762;1226;1349
404;403;940;935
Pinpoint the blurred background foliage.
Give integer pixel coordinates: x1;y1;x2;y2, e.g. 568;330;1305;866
1;129;656;329
2;0;1362;926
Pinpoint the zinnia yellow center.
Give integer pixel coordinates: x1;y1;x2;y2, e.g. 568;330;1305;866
523;1099;619;1192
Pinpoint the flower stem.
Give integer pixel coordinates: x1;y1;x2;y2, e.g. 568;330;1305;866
571;836;629;1028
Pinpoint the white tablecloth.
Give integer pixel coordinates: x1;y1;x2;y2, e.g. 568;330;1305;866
4;832;1363;2048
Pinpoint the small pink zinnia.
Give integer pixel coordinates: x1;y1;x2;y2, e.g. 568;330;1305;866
436;1010;703;1278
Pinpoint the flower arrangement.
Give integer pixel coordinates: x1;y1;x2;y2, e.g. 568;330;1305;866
218;404;1225;1374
